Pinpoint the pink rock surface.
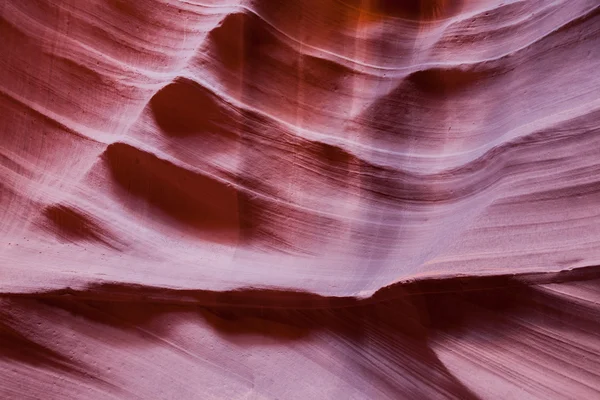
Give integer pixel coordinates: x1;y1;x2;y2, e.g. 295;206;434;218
1;0;599;398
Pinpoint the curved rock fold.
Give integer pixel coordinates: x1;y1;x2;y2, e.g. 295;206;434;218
1;0;599;398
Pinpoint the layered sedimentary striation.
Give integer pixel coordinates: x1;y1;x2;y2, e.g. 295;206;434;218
1;0;600;398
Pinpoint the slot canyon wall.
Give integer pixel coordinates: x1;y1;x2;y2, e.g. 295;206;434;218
1;0;599;398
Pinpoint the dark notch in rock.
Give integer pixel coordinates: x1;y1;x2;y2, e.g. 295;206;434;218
150;78;238;139
407;66;493;96
104;142;263;244
42;204;117;248
366;0;464;20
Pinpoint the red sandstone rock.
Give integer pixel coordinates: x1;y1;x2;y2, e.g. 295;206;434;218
1;0;599;398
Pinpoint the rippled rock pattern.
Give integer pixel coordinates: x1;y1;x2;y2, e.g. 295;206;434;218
1;0;599;398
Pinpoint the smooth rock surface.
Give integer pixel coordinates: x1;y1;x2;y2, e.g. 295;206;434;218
1;0;599;398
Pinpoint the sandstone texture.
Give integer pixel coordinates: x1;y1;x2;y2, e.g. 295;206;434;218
1;0;599;398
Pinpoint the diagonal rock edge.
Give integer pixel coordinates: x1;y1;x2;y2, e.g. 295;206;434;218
6;264;600;309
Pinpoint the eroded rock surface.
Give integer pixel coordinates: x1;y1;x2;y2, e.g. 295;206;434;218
1;0;599;398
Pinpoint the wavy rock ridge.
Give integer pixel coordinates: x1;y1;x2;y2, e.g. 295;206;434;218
1;0;600;398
